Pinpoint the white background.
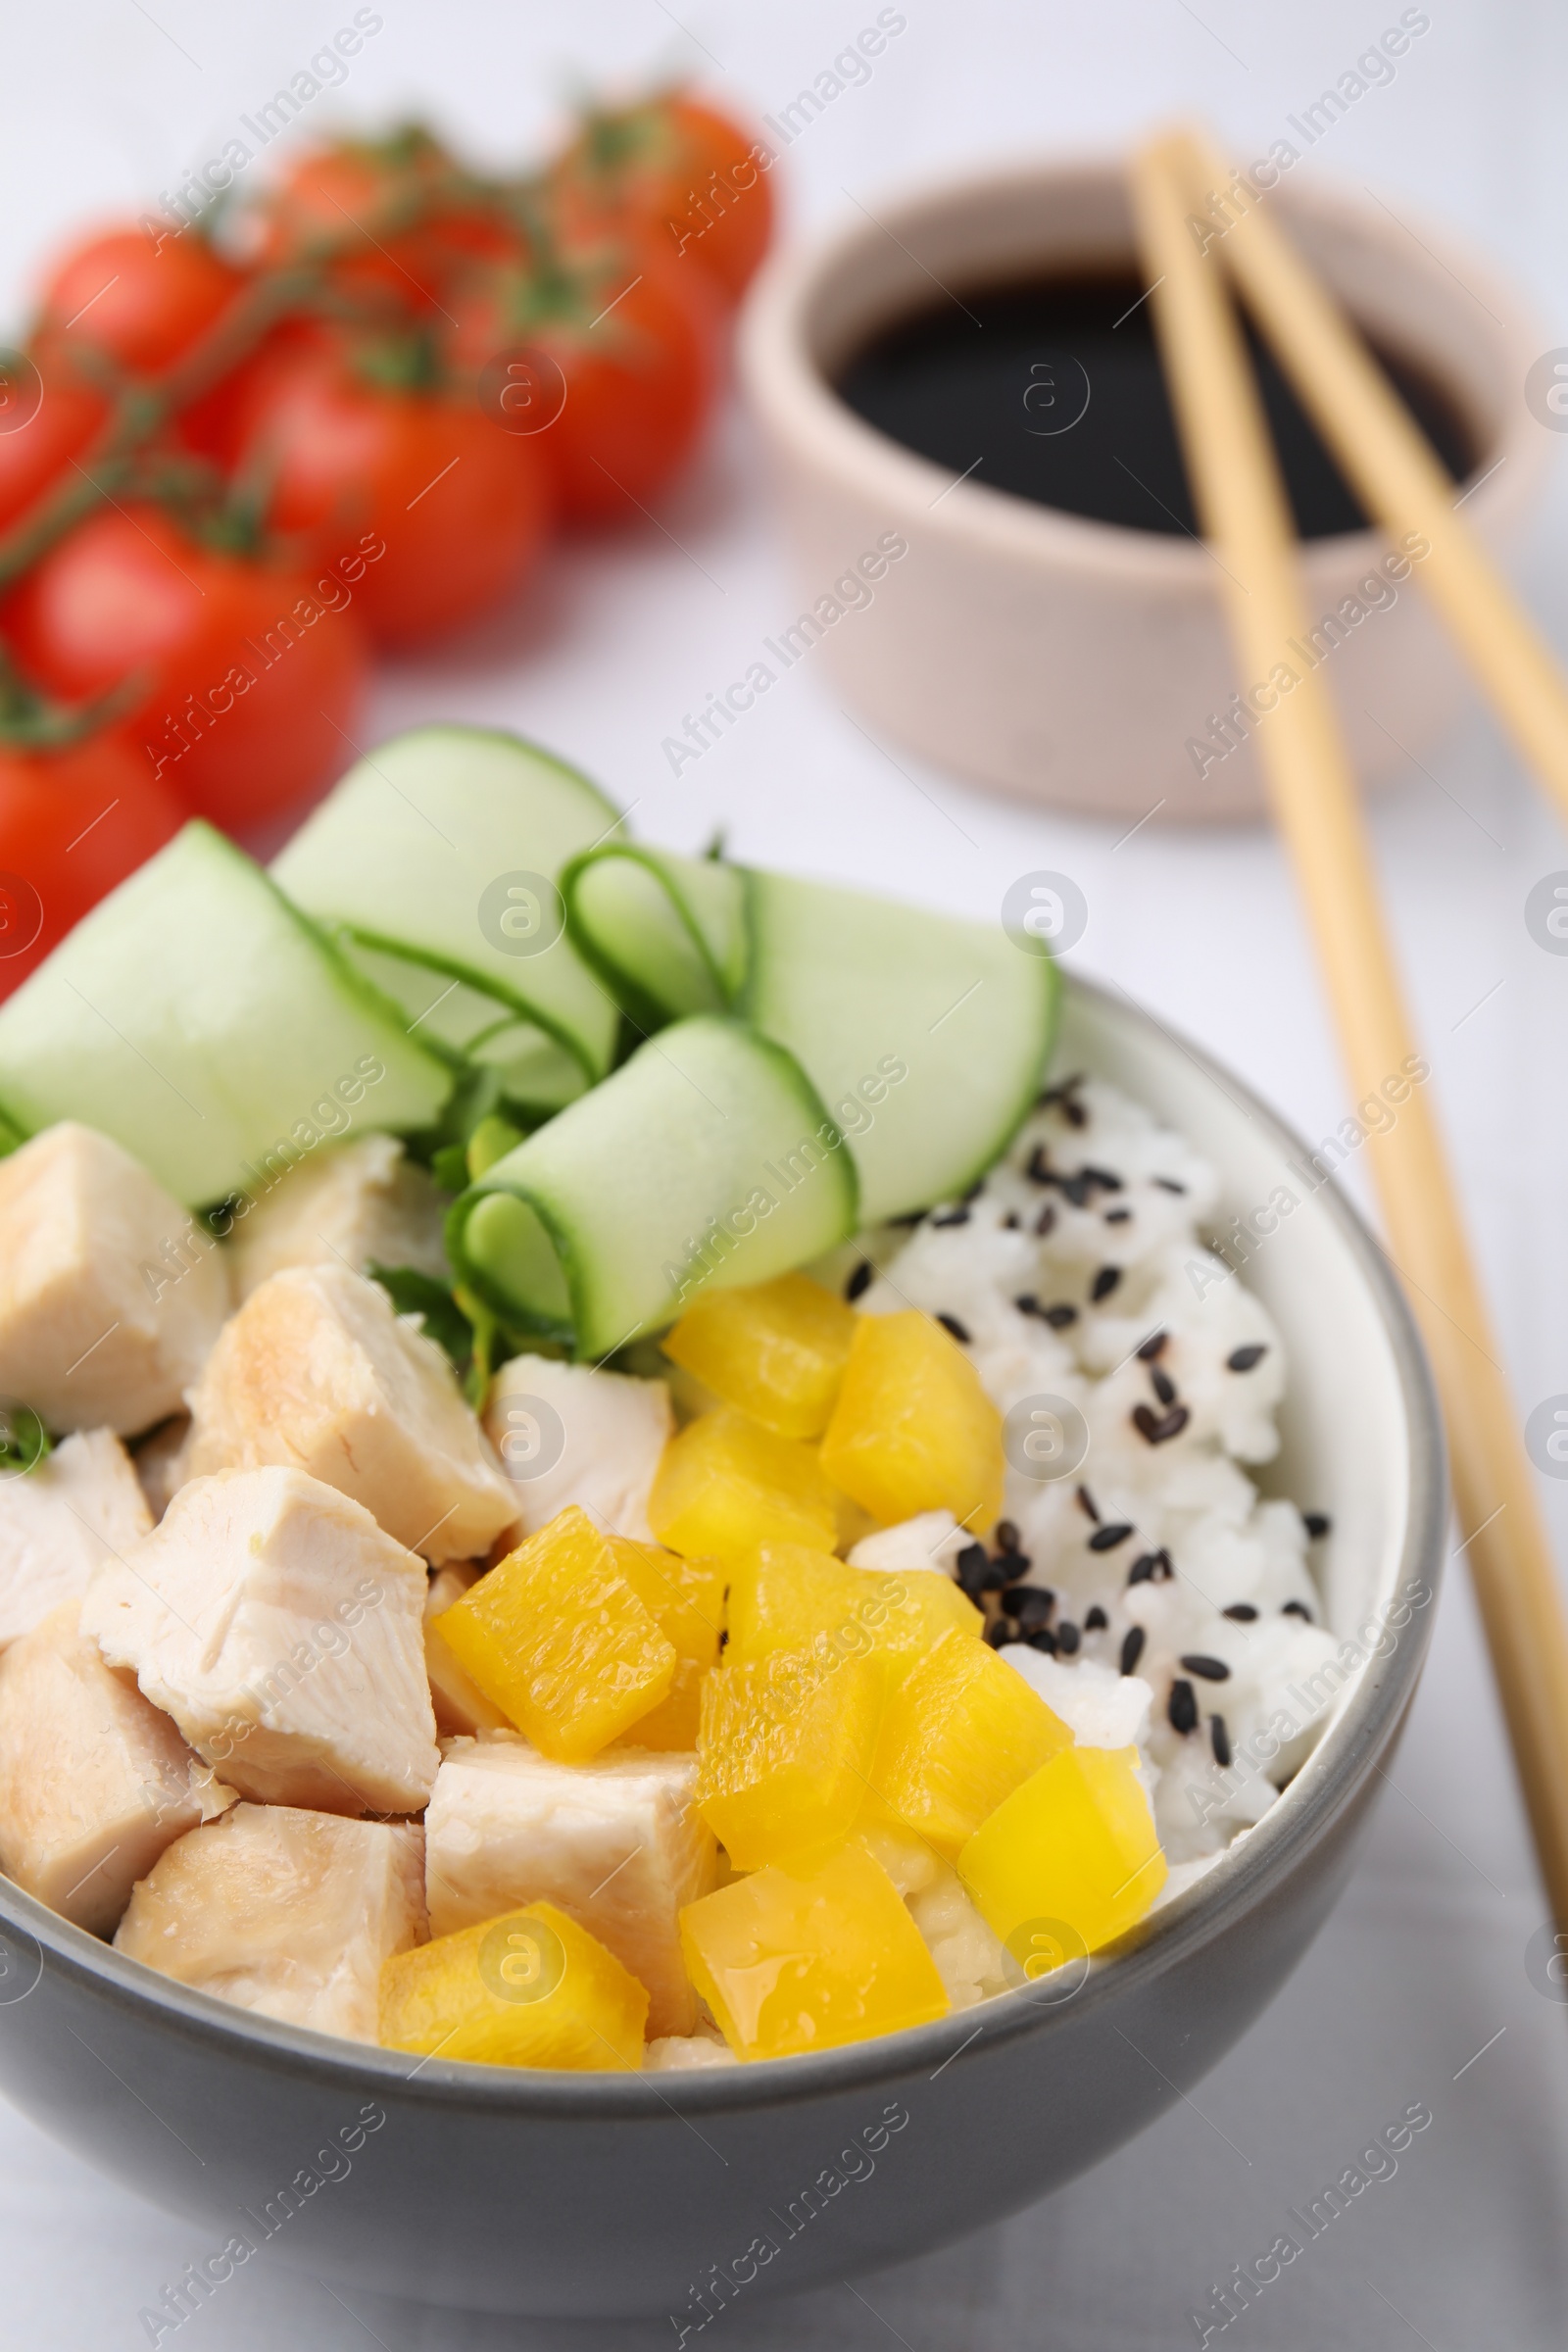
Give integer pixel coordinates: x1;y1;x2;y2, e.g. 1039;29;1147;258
4;2;1568;2343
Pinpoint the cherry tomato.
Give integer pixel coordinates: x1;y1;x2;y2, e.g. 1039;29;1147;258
38;226;246;375
0;729;183;999
1;505;370;832
0;350;109;533
551;95;774;306
258;131;512;313
449;235;720;524
221;336;552;646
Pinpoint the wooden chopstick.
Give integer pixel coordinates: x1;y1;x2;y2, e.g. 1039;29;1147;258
1130;130;1568;1940
1173;120;1568;823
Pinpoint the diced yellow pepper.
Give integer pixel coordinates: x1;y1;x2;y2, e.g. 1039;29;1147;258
819;1311;1004;1533
423;1561;511;1739
648;1407;838;1560
871;1627;1071;1856
695;1646;882;1870
431;1505;676;1763
378;1900;648;2069
727;1544;981;1682
679;1842;949;2061
958;1746;1166;1958
609;1542;725;1750
662;1274;856;1440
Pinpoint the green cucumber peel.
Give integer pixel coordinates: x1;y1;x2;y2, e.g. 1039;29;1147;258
560;844;748;1030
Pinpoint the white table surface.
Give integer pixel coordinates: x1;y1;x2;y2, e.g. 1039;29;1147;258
5;2;1568;2342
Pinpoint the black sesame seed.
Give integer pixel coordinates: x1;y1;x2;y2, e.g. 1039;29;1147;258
717;1627;728;1650
1004;1586;1054;1630
995;1520;1020;1554
1084;1605;1108;1631
1303;1512;1331;1540
1283;1599;1314;1621
1034;1203;1057;1238
1075;1484;1101;1523
1127;1552;1158;1586
1168;1678;1199;1735
1222;1602;1258;1622
1055;1621;1081;1655
1209;1713;1232;1768
1081;1164;1124;1193
1153;1176;1187;1195
956;1543;990;1599
1120;1625;1147;1676
990;1551;1031;1583
1025;1145;1054;1187
1091;1265;1122;1302
1104;1206;1133;1224
931;1207;971;1229
1133;1402;1190;1446
1014;1292;1042;1317
1227;1344;1267;1372
985;1618;1018;1648
1151;1366;1177;1407
844;1259;873;1302
887;1208;927;1228
1136;1330;1167;1362
936;1312;971;1344
1027;1626;1058;1654
1003;1211;1020;1230
1043;1302;1078;1329
962;1176;986;1202
1154;1547;1175;1582
1180;1653;1231;1682
1088;1522;1134;1552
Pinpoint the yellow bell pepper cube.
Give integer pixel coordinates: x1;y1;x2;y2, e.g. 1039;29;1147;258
431;1505;676;1763
661;1274;857;1440
695;1646;882;1870
727;1543;981;1681
819;1311;1004;1533
379;1900;647;2069
647;1407;838;1560
609;1541;725;1750
958;1746;1167;1959
679;1842;949;2061
871;1627;1071;1857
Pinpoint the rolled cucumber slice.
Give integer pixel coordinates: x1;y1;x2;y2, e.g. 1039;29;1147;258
270;726;622;1081
562;846;748;1031
0;823;451;1206
741;872;1059;1222
448;1015;858;1358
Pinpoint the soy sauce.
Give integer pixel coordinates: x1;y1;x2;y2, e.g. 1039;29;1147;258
835;270;1475;540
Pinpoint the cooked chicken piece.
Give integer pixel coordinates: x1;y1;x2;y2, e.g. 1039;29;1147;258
185;1263;515;1562
0;1427;152;1649
0;1122;228;1437
484;1354;672;1544
423;1562;509;1739
425;1733;717;2036
82;1466;440;1815
0;1599;234;1935
229;1133;449;1302
115;1803;426;2042
131;1415;192;1524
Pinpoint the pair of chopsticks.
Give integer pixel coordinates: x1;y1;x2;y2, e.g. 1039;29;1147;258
1130;128;1568;1939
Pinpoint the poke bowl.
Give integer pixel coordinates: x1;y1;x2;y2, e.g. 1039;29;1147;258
0;726;1445;2318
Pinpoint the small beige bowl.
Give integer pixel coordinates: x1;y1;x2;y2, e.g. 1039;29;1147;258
740;156;1548;823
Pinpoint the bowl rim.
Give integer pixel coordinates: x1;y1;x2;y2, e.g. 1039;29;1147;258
738;146;1548;590
0;971;1448;2117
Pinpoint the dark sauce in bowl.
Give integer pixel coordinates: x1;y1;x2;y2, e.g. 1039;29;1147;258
835;270;1476;540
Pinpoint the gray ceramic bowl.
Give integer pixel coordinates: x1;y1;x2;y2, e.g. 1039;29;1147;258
0;976;1446;2321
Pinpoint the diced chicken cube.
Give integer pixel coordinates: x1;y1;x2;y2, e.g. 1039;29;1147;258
82;1466;440;1815
0;1427;152;1648
484;1354;672;1544
425;1733;718;2036
229;1134;449;1302
185;1263;515;1562
0;1599;234;1935
423;1562;508;1738
0;1122;228;1437
115;1803;426;2042
131;1415;192;1524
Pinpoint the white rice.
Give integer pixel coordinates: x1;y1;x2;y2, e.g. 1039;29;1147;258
852;1071;1345;1874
